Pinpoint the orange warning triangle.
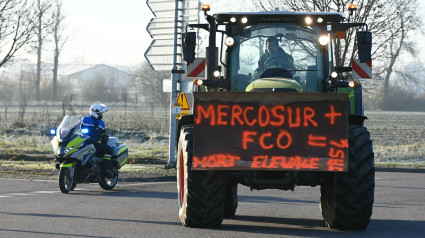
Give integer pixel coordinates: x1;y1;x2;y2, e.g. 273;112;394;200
177;93;190;110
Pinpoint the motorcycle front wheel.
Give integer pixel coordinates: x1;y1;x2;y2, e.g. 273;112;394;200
59;167;75;193
99;167;118;190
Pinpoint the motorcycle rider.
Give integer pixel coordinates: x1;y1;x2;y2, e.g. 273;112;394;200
81;103;113;178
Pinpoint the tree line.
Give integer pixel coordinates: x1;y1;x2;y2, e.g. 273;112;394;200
0;0;170;113
252;0;425;111
0;0;66;102
0;0;424;112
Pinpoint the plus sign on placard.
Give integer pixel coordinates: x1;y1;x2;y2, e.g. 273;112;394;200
324;105;342;125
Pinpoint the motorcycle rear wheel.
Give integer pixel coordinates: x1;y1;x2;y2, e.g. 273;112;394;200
99;167;118;190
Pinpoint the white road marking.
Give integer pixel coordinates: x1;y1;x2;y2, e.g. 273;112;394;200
31;191;59;194
5;193;33;196
0;178;56;183
116;181;176;187
0;178;175;198
0;191;58;198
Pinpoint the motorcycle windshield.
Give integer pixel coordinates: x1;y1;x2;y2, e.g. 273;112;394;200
57;115;83;142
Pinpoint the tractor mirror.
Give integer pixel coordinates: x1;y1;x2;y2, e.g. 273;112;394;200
357;31;372;62
182;32;196;63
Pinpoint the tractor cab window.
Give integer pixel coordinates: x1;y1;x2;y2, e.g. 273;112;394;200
226;23;326;92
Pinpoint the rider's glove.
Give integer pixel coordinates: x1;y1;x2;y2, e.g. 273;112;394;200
100;134;109;144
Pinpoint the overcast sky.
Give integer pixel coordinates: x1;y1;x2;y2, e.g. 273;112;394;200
57;0;424;68
60;0;153;66
58;0;256;67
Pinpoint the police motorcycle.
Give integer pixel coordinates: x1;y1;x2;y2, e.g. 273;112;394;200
50;115;128;193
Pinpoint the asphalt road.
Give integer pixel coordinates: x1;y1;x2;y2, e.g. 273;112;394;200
0;170;424;238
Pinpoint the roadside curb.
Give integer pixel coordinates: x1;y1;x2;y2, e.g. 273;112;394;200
119;175;176;183
375;167;425;173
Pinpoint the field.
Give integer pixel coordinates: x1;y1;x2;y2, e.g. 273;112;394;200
0;105;424;179
364;111;425;167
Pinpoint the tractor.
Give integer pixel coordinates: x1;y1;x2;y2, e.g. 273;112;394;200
176;4;374;230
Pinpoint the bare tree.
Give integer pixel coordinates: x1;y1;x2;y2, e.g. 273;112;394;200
80;73;108;102
121;89;129;114
376;0;421;97
135;63;170;111
51;0;67;101
0;75;16;101
80;72;123;102
12;64;34;127
0;0;36;68
31;0;53;101
389;60;425;98
252;0;422;97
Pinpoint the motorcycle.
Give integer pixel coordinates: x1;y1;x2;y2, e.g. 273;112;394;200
50;115;128;193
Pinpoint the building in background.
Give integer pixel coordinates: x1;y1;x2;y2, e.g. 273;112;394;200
59;64;133;88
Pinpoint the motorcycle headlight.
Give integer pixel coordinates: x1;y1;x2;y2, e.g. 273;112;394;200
64;146;75;155
56;147;65;156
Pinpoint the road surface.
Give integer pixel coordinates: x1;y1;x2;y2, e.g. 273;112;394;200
0;170;424;237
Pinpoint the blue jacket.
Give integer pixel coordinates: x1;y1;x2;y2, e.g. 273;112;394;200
80;116;106;143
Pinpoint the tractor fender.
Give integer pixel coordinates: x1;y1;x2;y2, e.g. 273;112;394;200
349;114;367;126
176;114;194;148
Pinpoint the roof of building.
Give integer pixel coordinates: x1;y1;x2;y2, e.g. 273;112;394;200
59;64;133;77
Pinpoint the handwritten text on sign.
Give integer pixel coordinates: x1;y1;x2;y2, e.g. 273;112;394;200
192;92;349;171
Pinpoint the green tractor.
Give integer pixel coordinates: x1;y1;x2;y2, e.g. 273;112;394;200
176;4;374;230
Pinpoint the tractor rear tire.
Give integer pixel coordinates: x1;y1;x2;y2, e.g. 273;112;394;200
224;181;238;218
320;125;375;230
177;125;225;227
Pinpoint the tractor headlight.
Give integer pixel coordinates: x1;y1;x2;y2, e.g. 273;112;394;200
319;35;329;45
349;81;359;88
225;37;235;46
305;16;312;25
213;70;221;78
194;78;203;86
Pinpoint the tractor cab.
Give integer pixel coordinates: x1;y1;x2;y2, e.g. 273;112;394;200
216;12;344;93
183;8;371;95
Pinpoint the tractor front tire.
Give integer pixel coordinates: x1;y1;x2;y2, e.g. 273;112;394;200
320;125;375;230
177;125;225;227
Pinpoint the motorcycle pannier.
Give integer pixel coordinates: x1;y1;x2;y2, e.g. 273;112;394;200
113;145;128;168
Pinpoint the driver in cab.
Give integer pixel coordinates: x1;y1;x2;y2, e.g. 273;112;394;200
255;36;295;78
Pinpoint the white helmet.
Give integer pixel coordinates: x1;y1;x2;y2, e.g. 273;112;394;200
90;103;109;119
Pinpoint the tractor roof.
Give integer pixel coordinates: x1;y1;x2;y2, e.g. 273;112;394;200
214;11;346;25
